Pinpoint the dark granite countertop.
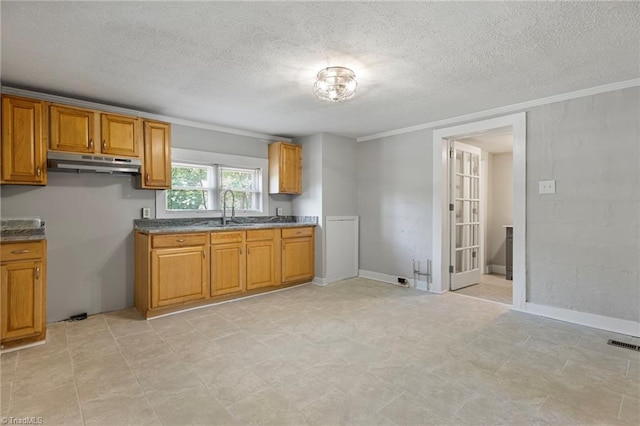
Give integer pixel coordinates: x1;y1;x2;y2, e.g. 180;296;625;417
1;218;46;242
134;216;318;235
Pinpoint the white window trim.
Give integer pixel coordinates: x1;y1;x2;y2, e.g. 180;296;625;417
156;148;269;219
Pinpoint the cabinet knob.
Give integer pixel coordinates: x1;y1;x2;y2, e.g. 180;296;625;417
35;267;40;279
11;249;29;254
102;140;107;151
36;167;41;177
89;139;94;150
146;173;150;183
176;239;186;243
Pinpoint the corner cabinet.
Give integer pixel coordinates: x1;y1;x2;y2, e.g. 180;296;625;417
1;96;47;185
1;240;47;348
268;142;302;194
134;226;313;318
140;120;171;189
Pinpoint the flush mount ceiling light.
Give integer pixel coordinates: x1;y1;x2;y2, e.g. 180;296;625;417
313;66;358;102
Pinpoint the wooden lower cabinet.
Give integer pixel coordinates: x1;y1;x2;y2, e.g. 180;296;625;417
211;242;245;296
135;226;314;318
1;240;47;348
150;246;208;308
247;229;278;290
281;230;315;284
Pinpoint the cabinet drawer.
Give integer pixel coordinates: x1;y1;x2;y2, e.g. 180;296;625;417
1;241;45;262
211;231;245;245
151;233;207;248
246;229;275;242
281;227;313;239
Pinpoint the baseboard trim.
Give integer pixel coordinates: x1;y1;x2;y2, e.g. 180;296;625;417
312;277;328;286
1;340;46;354
517;303;640;337
358;269;431;292
488;264;506;275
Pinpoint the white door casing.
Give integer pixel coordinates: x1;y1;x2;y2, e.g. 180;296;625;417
431;112;526;310
450;141;482;290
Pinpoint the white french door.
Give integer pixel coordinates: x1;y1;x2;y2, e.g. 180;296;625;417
450;141;482;290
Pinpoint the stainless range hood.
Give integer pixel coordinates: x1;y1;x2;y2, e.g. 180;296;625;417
47;152;142;174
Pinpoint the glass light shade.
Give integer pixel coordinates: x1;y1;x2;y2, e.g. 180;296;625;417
313;66;358;102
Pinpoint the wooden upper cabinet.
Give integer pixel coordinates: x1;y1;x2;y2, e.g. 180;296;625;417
49;104;97;154
269;142;302;194
1;96;47;185
50;105;141;158
141;120;171;189
101;113;140;157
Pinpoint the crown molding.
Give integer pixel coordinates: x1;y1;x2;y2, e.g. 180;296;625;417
0;86;291;142
356;78;640;142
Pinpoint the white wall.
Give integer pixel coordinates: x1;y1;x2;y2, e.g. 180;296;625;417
526;88;639;321
291;134;324;278
322;134;359;218
357;129;433;279
487;152;513;267
356;86;639;323
291;133;359;279
0;124;293;322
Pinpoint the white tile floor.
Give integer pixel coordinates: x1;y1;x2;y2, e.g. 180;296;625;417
1;277;639;425
453;273;513;305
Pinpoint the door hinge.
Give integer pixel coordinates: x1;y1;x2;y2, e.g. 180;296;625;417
449;203;454;211
449;148;454;158
449;265;454;273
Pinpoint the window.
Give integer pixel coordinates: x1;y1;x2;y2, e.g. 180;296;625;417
167;163;214;211
156;148;268;219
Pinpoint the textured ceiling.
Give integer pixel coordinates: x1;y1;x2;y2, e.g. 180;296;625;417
2;2;639;139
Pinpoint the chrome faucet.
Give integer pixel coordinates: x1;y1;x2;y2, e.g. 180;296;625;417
222;189;235;226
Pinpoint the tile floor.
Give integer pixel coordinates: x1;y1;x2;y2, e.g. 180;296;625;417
1;278;639;425
453;273;513;305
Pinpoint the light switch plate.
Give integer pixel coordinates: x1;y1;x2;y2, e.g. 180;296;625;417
142;207;151;218
276;207;283;216
538;180;556;194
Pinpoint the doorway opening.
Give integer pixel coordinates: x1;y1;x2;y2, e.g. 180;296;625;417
450;129;514;305
431;112;526;310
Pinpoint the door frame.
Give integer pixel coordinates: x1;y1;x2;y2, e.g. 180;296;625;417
431;112;526;309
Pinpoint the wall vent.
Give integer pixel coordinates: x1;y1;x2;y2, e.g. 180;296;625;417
607;339;640;351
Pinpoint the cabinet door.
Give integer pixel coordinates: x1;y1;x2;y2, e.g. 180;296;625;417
246;240;276;290
142;120;171;189
211;243;245;296
1;260;44;341
279;143;302;194
50;104;97;153
281;237;314;283
100;114;139;157
1;96;47;185
150;247;207;308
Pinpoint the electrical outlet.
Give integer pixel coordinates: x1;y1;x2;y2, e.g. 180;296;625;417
142;207;151;218
276;207;283;216
538;180;556;194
